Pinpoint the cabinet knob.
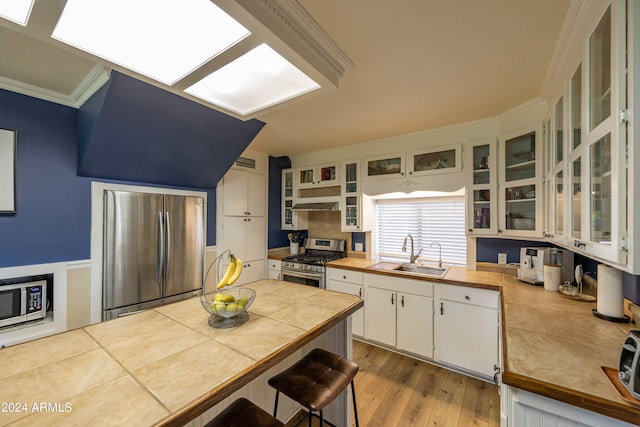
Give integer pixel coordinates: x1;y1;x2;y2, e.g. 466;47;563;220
401;295;405;307
465;295;470;301
391;294;394;305
343;275;347;279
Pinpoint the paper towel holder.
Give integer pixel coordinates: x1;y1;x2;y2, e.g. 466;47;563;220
592;308;630;323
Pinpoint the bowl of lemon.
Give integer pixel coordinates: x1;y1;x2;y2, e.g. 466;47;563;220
200;287;255;328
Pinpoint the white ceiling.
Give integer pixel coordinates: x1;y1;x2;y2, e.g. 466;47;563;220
0;0;571;157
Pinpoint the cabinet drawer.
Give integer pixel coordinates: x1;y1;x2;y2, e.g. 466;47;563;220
438;284;498;309
364;273;433;297
328;269;363;284
268;260;281;270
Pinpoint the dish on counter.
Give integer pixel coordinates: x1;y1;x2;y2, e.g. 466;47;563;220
558;283;596;302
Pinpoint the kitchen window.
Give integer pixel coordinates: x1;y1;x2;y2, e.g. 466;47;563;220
374;196;467;266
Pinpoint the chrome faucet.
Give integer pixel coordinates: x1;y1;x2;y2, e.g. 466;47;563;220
429;242;442;268
402;234;423;264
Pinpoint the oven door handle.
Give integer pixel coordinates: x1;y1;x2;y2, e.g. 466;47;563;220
281;268;322;280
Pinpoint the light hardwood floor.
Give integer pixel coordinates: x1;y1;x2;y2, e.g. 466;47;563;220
288;340;500;427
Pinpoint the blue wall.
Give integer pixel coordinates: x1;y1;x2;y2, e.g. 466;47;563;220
0;89;218;268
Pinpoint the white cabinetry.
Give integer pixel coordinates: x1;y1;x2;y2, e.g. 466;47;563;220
281;168;308;230
364;286;397;346
267;259;281;280
544;2;628;268
327;268;364;337
217;151;268;286
435;284;499;380
223;169;266;217
466;139;498;235
297;162;339;188
498;125;544;238
503;386;635;427
363;145;462;181
363;273;434;359
340;160;373;232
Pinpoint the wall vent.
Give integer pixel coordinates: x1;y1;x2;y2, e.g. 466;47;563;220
235;156;256;169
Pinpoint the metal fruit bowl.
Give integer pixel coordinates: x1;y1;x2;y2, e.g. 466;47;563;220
200;288;255;320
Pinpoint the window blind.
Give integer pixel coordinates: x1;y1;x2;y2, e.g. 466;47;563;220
375;197;467;266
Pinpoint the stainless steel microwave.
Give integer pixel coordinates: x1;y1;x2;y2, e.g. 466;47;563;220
0;279;47;328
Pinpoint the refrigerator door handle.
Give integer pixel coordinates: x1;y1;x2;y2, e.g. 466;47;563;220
156;211;164;286
164;211;171;288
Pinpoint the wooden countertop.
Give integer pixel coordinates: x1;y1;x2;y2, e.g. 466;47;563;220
326;257;640;425
0;280;362;427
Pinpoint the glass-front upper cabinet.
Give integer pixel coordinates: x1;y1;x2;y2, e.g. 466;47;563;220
341;159;373;232
363;152;405;180
580;2;626;264
546;96;567;244
499;125;543;237
297;163;339;188
465;139;497;235
281;168;308;230
408;144;462;177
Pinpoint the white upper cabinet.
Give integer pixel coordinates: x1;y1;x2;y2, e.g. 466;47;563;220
466;139;498;235
222;169;266;217
498;125;544;238
297;162;339;188
281;168;308;230
545;1;628;267
407;144;462;177
340;159;373;232
363;152;406;180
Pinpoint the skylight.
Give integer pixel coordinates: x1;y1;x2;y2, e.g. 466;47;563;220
51;0;250;86
0;0;34;26
185;44;321;116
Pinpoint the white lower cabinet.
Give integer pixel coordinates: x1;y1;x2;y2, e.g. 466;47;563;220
326;268;364;337
363;273;434;359
503;386;635;427
396;292;433;357
364;286;397;346
435;284;499;380
267;260;281;280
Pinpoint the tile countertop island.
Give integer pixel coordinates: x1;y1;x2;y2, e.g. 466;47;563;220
0;280;362;427
325;257;640;426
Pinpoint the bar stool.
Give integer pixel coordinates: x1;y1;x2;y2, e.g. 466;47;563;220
204;398;284;427
268;348;359;427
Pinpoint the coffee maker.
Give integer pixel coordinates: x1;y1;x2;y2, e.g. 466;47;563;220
517;247;574;285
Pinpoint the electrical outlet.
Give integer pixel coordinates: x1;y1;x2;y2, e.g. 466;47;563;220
498;253;507;264
355;242;364;251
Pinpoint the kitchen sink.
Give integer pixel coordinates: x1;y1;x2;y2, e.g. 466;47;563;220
395;263;448;278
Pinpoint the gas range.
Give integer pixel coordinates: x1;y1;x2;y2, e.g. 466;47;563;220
281;238;346;287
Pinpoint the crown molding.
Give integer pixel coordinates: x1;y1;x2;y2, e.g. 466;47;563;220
0;64;110;108
236;0;354;87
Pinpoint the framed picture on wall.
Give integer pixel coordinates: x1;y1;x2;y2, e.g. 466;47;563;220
0;128;16;214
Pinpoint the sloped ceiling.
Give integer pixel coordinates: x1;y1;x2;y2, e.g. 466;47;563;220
78;72;265;188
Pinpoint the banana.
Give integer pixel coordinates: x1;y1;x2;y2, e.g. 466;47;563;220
226;256;243;285
217;259;236;289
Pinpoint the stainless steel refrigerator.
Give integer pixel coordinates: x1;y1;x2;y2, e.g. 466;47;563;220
102;190;204;320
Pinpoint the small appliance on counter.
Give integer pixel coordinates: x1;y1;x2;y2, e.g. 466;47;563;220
619;330;640;400
517;247;574;285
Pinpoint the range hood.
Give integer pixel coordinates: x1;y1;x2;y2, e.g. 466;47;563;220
291;202;339;212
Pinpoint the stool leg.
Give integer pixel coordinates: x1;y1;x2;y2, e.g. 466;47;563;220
351;380;359;427
308;410;312;427
273;391;280;418
319;409;324;427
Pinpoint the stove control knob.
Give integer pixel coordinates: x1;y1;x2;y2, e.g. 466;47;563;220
619;369;631;383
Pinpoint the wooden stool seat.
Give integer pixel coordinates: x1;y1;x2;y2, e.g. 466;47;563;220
204;398;284;427
268;348;359;427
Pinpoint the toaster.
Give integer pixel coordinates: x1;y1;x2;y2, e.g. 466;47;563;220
619;330;640;400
